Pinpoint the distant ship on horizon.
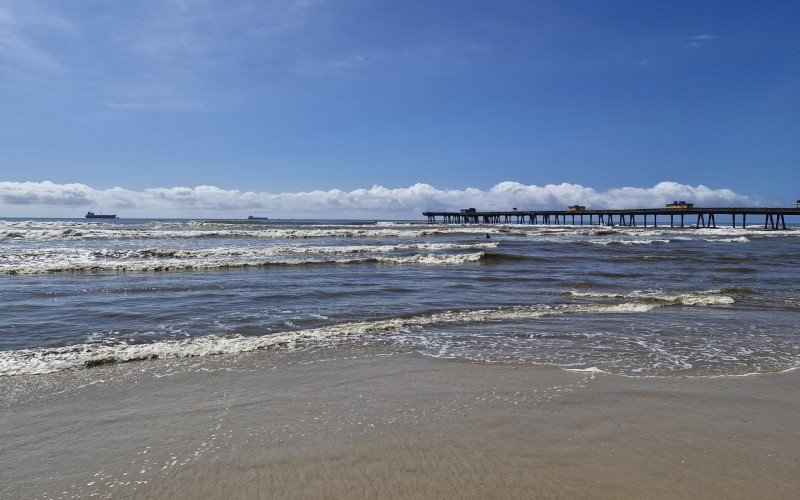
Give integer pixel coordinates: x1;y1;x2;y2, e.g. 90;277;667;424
85;211;118;219
247;215;269;220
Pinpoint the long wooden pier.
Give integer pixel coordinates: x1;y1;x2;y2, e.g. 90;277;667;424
423;206;800;229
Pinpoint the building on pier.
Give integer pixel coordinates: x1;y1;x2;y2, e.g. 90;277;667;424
666;201;694;209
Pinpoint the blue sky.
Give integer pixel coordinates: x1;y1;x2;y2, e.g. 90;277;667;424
1;0;798;217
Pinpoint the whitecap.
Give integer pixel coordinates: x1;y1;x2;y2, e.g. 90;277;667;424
0;301;654;376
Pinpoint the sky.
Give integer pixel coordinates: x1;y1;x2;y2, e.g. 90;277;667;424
1;0;798;218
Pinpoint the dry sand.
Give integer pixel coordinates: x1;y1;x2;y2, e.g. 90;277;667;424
1;346;798;499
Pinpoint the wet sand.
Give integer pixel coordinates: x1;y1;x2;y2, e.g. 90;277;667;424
1;347;798;499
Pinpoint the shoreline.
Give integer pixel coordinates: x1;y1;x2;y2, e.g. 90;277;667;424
2;347;798;498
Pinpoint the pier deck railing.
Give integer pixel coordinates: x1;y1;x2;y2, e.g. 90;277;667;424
422;207;800;229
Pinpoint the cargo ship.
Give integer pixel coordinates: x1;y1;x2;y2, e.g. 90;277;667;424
85;211;118;219
247;216;269;220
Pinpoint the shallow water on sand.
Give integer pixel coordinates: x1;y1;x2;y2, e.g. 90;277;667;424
1;218;798;377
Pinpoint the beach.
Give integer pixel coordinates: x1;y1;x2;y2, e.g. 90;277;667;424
2;346;798;499
1;218;799;498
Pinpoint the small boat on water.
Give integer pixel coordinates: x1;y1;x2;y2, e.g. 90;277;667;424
85;211;118;219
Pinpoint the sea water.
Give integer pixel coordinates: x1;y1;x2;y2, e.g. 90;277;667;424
1;218;798;377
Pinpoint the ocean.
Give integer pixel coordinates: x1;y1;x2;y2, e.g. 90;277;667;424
1;217;798;378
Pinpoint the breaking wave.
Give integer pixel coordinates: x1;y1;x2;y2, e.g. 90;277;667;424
0;251;488;275
589;239;671;246
0;243;496;274
563;289;735;306
0;222;500;241
0;302;656;376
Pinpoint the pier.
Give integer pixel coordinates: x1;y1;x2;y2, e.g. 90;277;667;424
423;206;800;230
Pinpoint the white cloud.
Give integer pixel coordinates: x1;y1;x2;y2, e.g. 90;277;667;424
105;99;206;111
686;34;717;47
1;0;334;110
0;5;73;72
0;181;93;205
295;54;367;77
0;180;760;219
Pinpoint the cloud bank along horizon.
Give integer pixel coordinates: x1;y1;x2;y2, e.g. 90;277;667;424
0;181;761;219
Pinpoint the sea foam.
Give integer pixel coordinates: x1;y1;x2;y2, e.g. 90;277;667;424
564;289;735;306
0;302;655;376
0;243;496;274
